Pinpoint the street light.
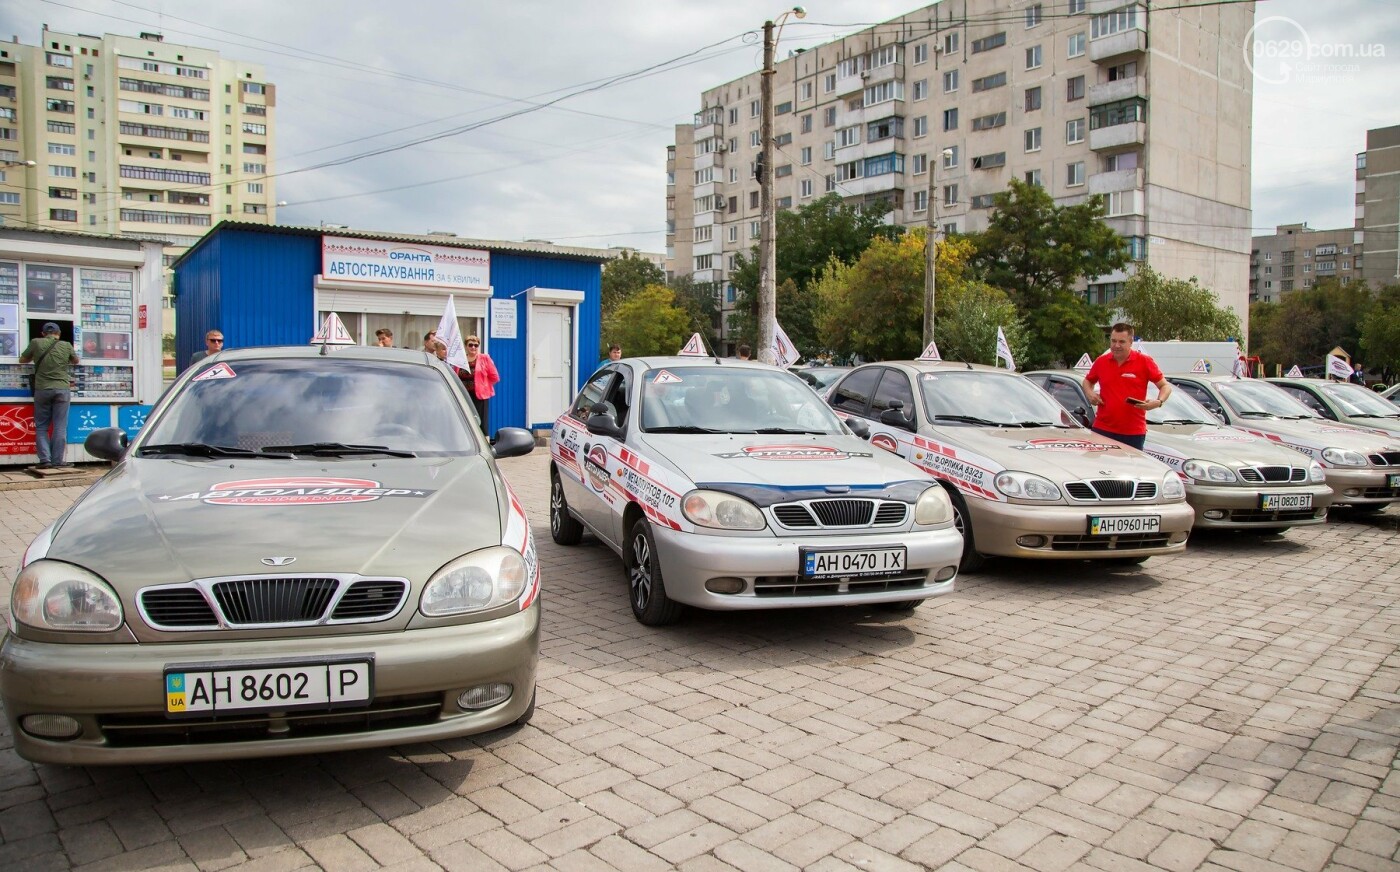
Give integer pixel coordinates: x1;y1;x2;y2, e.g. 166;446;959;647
923;146;955;347
758;5;805;365
1;159;37;169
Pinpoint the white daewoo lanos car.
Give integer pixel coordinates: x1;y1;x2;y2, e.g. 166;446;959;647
548;357;965;625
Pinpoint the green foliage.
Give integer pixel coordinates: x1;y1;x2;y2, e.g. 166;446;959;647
1115;264;1242;342
1022;291;1110;368
602;285;692;357
1359;284;1400;374
936;282;1030;368
162;332;175;355
601;252;665;321
1248;278;1376;369
668;274;721;343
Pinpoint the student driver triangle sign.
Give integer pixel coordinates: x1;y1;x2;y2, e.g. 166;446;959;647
311;311;355;345
678;332;707;356
917;340;942;362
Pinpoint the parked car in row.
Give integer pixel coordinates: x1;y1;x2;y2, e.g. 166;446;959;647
1;346;542;765
1168;374;1400;512
1026;370;1332;531
1266;377;1400;438
825;361;1193;571
549;357;964;625
791;365;853;399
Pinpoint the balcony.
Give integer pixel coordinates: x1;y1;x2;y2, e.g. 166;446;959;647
834;72;866;97
1089;29;1146;64
1088;167;1143;194
694;149;725;171
1088;121;1145;151
1088;75;1146;107
840;173;904;198
694;121;723;143
862;63;904;88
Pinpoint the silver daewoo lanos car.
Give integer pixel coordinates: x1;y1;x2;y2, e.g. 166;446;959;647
549;357;964;625
1;346;541;765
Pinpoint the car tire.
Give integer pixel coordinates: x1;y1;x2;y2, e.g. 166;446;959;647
513;687;536;726
948;490;986;573
626;518;684;626
550;470;585;546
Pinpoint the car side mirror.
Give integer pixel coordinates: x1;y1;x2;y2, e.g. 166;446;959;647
585;403;624;439
1205;403;1226;423
844;416;870;439
491;427;535;459
84;427;128;462
1073;406;1092;427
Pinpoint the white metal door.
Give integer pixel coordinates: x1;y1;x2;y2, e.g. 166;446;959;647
530;305;572;425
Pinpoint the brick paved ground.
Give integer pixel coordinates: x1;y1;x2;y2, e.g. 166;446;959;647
1;450;1396;871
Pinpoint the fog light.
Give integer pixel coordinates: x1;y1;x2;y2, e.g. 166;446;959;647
1015;535;1047;548
1203;510;1225;520
457;683;512;711
705;577;745;594
1343;488;1361;497
1169;531;1190;543
21;714;82;740
934;565;957;582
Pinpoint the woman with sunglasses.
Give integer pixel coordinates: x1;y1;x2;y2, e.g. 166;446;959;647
459;335;500;435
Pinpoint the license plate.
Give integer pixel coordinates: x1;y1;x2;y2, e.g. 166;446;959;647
1389;474;1400;488
1088;515;1161;535
801;546;906;579
164;658;372;717
1260;493;1313;510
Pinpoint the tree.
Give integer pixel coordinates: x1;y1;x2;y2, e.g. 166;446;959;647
936;282;1030;368
1021;292;1110;368
1359;284;1400;376
1248;278;1375;370
1114;264;1243;342
602;285;691;357
601;252;665;321
668;274;721;343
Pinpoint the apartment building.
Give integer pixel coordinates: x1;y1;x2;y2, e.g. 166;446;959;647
1250;224;1361;303
666;0;1254;348
1355;124;1400;289
0;27;275;280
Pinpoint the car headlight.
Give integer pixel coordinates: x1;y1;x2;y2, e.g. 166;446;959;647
421;546;527;616
914;486;953;525
1183;459;1237;482
682;489;766;531
11;560;123;632
1161;473;1186;500
1308;461;1326;483
1321;447;1367;467
994;471;1061;501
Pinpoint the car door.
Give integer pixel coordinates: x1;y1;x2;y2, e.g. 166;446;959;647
857;367;920;458
828;366;881;419
558;368;621;539
1045;376;1094;427
1170;379;1228;424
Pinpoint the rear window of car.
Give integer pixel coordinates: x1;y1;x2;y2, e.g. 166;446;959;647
141;358;480;455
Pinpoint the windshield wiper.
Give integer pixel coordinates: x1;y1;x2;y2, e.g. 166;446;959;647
1236;411;1276;418
1154;418;1204;425
932;414;1001;426
137;442;293;459
753;427;828;434
1011;421;1058;428
1349;412;1398;418
262;442;417;458
643;426;725;434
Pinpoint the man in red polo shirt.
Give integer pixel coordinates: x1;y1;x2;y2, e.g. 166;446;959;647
1082;322;1173;450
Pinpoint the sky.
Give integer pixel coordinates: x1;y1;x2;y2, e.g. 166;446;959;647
4;0;1398;252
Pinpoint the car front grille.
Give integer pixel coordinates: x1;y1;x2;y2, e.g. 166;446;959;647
771;499;908;529
1064;479;1157;501
753;571;929;597
1239;466;1306;483
97;693;443;747
1359;486;1400;499
1227;508;1319;523
1049;533;1171;551
139;576;409;630
1367;451;1400;466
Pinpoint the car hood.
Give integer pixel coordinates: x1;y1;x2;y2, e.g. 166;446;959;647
48;456;506;591
1146;424;1314;468
1228;416;1400;454
920;425;1171;481
637;432;927;489
1336;414;1400;437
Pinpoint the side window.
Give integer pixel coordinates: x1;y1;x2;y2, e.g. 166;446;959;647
602;366;633;426
870;368;916;423
570;369;614;421
1173;381;1224;422
829;367;881;416
1277;385;1328;417
1047;379;1086;413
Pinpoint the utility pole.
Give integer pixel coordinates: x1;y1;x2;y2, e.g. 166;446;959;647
757;18;777;365
923;158;938;348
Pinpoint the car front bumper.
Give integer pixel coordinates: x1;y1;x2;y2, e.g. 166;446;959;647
1184;482;1334;528
1323;467;1400;506
0;604;539;765
651;526;962;610
968;499;1195;559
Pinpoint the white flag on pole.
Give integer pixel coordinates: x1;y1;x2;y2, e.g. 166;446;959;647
678;333;707;356
310;311;355;345
435;295;469;369
1073;353;1093;372
1285;365;1303;378
1325;353;1352;380
995;326;1016;371
917;340;942;362
1232;341;1247;378
772;321;800;367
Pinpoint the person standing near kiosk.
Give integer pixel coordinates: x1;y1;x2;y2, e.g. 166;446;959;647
21;322;80;468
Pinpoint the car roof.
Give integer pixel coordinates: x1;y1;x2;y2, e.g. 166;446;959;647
1265;377;1346;387
1166;373;1250;384
868;360;1010;375
205;345;439;365
622;356;790;373
1024;369;1083;378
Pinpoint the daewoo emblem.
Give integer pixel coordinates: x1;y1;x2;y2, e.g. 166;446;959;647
261;556;297;566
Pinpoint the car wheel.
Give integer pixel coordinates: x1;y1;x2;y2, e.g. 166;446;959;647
513;687;536;726
550;470;585;546
626;518;684;626
948;490;986;573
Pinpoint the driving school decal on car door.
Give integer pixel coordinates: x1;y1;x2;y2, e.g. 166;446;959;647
866;425;1005;502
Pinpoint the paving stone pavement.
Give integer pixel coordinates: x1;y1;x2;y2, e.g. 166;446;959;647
0;449;1396;871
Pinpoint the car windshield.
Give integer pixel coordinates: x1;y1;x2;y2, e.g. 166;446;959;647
795;367;848;390
1319;382;1400;417
639;366;845;434
920;371;1075;426
1145;384;1220;424
1217;379;1319;419
139;358;480;456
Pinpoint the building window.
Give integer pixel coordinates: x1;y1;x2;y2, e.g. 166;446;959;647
913;153;928;175
943;146;959;169
242;82;267;95
1126;236;1147;260
837;125;861;148
835;160;862;182
1067;76;1085;101
50;165;77;178
970;194;996;209
825;174;836;192
913;116;928;137
1025;127;1042;152
913;79;927;100
801;82;813;101
775;164;793;178
863;153;905;177
1102;151;1139;171
824;141;835;160
971;32;1006;54
914;43;928;64
971;152;1006;170
248;182;264;194
944;32;960;55
750;130;761;147
1026;45;1042;69
943;108;959;131
800;146;812;164
242;122;267;135
1089;98;1147;129
1026;4;1043;27
775;101;792;115
972;112;1007;131
824;73;836;93
49;208;78;222
0;192;21;205
1067;161;1085;186
943;70;959;93
242;162;266;174
800;179;813;198
1068;32;1086;58
824;106;837;127
943;184;958;206
1068;0;1086;12
913;189;928;213
1092;6;1141;39
1025;87;1042;112
750;221;760;238
867;116;904;141
801;114;812;133
1066;118;1086;144
750;100;760;118
47;142;77;156
47;52;74;68
750;191;759;209
971;72;1007;93
864;81;903;105
1024;169;1042;187
728;225;738;243
46;98;76;113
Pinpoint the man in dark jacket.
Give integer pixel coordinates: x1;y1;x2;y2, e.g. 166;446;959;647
21;323;80;468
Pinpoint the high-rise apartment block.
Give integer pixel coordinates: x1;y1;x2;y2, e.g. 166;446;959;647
666;1;1254;349
1249;224;1360;303
1355;124;1400;289
0;27;276;272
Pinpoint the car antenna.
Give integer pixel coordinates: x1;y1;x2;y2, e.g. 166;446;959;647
965;362;973;370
